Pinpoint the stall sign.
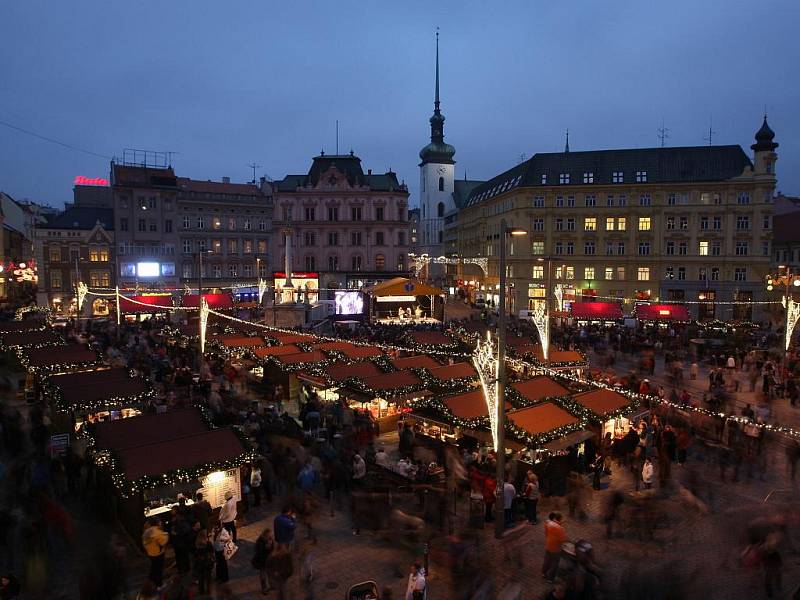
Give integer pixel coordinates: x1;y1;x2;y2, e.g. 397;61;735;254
49;433;70;457
199;468;241;509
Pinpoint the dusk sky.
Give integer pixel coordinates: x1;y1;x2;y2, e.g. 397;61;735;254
2;0;799;208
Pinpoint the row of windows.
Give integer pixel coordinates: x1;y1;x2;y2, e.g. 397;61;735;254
181;239;270;255
180;216;268;231
530;239;766;257
539;215;768;233
282;206;405;222
182;263;269;279
301;231;405;247
529;191;766;208
49;270;110;289
48;247;109;262
530;265;748;282
551;171;649;185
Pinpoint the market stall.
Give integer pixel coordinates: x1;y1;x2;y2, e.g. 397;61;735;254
391;355;442;371
91;408;255;538
572;388;636;439
510;375;571;405
118;294;174;318
315;341;384;361
343;370;427;434
0;330;64;350
46;367;152;432
570;302;623;324
634;303;691;325
367;277;445;324
182;293;234;310
19;344;99;374
506;402;582;448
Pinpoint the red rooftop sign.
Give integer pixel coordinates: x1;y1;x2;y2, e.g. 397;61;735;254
74;176;109;186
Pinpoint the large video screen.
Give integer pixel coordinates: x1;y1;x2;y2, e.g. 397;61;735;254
334;290;364;315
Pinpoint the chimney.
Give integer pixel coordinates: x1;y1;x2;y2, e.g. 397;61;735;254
222;176;231;184
367;169;372;175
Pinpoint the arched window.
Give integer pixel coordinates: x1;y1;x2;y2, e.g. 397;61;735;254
438;177;444;191
375;254;385;271
437;202;445;217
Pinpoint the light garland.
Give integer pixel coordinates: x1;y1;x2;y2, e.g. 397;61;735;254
14;305;53;325
43;371;155;414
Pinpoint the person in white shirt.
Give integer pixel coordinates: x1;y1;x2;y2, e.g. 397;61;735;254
374;446;389;467
503;477;516;528
405;562;426;600
218;490;238;542
352;454;366;484
250;465;263;507
641;458;654;489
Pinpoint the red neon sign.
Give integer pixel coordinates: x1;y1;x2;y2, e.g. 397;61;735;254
74;176;109;186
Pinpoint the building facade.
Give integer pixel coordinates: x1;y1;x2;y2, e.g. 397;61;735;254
111;162;180;289
457;118;779;321
35;206;115;315
177;177;274;293
273;152;410;296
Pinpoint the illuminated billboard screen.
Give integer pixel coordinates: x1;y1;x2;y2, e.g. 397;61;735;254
137;262;160;277
334;291;364;315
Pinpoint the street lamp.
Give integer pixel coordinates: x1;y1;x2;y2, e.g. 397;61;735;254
197;250;213;299
495;218;527;539
766;265;800;351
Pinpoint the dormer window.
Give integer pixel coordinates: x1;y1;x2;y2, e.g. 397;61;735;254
583;172;594;184
559;173;570;184
612;171;624;183
541;174;547;184
636;171;648;182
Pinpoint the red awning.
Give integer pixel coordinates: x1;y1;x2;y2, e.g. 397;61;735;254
119;294;173;313
635;304;690;322
182;294;233;309
570;302;622;320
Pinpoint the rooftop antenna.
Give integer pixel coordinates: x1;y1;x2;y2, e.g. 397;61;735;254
247;162;262;184
564;129;570;153
703;116;716;146
336;120;339;155
657;119;670;147
518;153;527;164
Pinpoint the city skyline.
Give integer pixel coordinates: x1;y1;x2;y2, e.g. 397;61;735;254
2;0;799;207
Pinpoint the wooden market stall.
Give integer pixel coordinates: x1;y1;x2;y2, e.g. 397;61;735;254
91;408;255;538
572;388;637;440
367;277;445;324
511;375;570;403
46;367;152;433
19;344;99;374
0;330;65;350
391;355;442;371
343;370;427;434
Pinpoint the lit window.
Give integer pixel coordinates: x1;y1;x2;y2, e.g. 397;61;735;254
638;217;651;231
584;267;595;280
606;217;615;231
584;217;597;231
213;218;222;230
617;218;626;231
531;241;544;254
699;241;709;256
604;267;613;280
637;267;650;281
532;265;544;279
566;266;575;280
617;266;625;280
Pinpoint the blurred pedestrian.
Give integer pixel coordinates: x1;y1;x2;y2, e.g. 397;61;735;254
523;471;540;524
194;527;214;596
252;527;274;594
141;517;168;587
213;523;231;583
542;513;565;583
642;458;654;489
219;490;238;543
405;562;426;600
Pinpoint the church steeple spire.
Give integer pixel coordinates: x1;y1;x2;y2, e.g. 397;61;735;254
434;28;440;115
419;28;455;165
565;129;570;153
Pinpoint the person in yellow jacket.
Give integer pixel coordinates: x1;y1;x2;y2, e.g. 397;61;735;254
142;517;169;587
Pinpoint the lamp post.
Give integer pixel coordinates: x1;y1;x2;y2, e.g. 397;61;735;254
197;250;212;298
767;265;800;352
495;218;527;539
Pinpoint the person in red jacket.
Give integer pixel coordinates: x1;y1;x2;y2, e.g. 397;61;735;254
482;474;496;523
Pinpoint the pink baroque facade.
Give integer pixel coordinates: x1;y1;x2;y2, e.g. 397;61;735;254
273;152;411;294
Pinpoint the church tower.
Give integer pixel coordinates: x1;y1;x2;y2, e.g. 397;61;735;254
418;31;456;260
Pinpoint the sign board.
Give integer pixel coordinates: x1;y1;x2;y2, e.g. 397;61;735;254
49;433;70;457
198;468;241;509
